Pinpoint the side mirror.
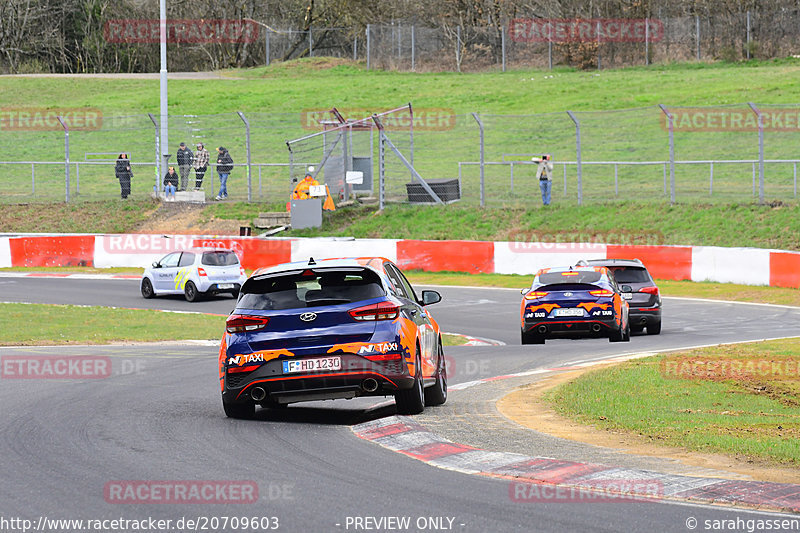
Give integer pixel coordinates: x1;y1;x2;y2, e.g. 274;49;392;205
621;285;633;293
520;288;530;295
421;290;442;306
152;261;161;268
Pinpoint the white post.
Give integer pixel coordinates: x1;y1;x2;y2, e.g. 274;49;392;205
159;0;169;173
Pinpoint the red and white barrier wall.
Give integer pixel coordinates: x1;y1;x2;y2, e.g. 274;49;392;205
1;234;799;288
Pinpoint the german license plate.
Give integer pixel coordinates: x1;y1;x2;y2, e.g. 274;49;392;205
555;308;584;317
218;283;234;289
282;357;342;374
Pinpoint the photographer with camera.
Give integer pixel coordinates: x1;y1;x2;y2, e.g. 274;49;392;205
531;154;553;206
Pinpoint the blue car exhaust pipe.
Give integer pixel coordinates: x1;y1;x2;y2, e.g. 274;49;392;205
361;378;379;393
250;387;267;401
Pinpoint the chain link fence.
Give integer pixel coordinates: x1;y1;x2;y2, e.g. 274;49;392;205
140;11;800;73
358;11;800;72
3;103;800;206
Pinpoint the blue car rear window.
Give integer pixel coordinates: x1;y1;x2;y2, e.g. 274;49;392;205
238;268;385;310
538;271;602;285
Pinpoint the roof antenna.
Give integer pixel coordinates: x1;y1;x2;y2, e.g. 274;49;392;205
308;257;316;266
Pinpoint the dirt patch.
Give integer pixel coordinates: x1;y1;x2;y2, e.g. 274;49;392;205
497;365;800;484
135;202;245;235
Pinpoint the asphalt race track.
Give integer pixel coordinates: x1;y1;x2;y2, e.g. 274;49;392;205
1;276;799;533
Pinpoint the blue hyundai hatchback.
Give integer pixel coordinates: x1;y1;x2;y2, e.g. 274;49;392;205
520;266;631;344
219;257;447;419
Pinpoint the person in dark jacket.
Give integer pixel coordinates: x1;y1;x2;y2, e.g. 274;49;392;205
163;166;179;201
215;146;233;200
176;142;193;191
115;153;132;199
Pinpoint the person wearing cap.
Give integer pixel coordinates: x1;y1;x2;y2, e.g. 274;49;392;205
176;142;194;191
532;154;554;206
215;146;233;200
193;142;209;190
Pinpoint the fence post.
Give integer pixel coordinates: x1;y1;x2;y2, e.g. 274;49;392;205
31;163;35;195
378;130;385;210
794;162;797;198
566;111;582;205
659;104;676;204
398;23;402;61
548;36;553;70
596;20;601;70
366;24;371;70
308;26;313;57
456;25;462;72
746;11;751;60
287;141;295;186
237;111;253;202
409;103;414;168
645;17;649;65
266;30;270;66
710;162;714;195
696;15;701;61
56;116;70;202
353;36;357;61
147;113;160;193
748;102;765;204
501;25;506;72
76;163;80;196
411;25;416;71
471;112;485;207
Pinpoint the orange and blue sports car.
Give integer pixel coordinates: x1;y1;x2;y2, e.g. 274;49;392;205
219;257;447;419
520;266;631;345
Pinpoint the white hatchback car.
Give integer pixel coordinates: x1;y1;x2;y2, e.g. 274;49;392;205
140;248;247;302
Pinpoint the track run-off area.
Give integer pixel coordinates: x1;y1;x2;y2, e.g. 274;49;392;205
1;275;800;533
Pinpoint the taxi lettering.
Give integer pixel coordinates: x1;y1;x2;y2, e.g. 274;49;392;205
227;354;265;367
358;342;398;355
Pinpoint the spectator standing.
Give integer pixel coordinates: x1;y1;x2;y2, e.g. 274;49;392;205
215;146;233;200
532;154;554;206
193;142;209;190
176;142;193;191
115;153;133;199
163;166;179;201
